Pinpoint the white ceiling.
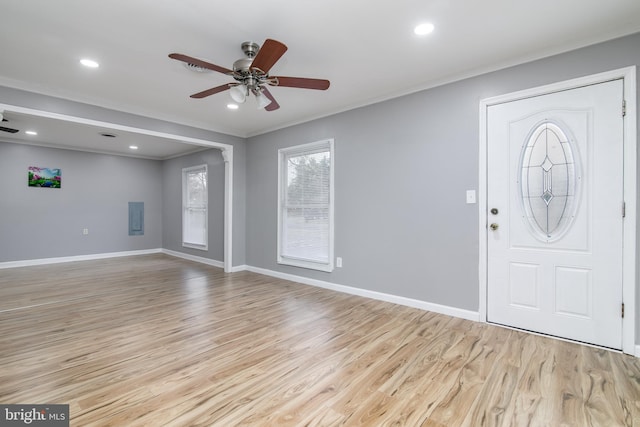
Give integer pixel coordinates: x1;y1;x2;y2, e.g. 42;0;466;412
1;0;639;158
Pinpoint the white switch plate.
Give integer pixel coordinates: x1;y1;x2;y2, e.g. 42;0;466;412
466;190;476;204
336;257;343;268
82;228;89;235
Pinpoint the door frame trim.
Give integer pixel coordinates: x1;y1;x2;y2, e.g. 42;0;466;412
478;67;637;354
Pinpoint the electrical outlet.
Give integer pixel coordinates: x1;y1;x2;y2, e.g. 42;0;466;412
336;257;343;268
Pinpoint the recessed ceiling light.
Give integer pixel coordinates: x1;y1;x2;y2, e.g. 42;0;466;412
227;103;239;110
80;58;100;68
25;130;38;136
414;23;435;36
129;145;139;150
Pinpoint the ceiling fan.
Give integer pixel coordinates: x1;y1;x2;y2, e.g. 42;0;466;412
169;39;330;111
0;111;19;134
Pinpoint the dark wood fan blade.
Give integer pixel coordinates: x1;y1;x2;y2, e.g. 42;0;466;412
250;39;287;74
272;76;330;90
0;125;19;133
190;84;231;99
262;87;280;111
169;53;233;74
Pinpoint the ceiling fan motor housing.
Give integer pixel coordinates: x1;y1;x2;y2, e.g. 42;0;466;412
234;41;262;73
233;41;269;90
233;58;253;73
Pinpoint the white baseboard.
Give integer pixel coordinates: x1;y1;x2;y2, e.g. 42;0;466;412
161;249;224;269
0;248;163;269
229;264;249;273
245;266;480;322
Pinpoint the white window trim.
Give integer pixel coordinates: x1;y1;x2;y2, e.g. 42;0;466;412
277;139;335;272
182;164;208;251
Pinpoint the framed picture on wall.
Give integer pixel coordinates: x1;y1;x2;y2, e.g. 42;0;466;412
28;166;61;188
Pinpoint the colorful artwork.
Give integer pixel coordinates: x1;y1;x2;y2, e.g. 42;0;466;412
28;166;61;188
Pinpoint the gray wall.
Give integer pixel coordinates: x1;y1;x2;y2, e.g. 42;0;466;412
246;33;640;318
162;149;226;262
0;142;162;261
246;85;480;310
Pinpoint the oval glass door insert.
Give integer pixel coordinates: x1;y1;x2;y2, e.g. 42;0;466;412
519;120;581;242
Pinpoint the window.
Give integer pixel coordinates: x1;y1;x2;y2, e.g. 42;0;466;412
278;139;334;272
519;120;581;242
182;164;208;250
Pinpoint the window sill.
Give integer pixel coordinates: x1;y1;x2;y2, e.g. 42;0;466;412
278;256;334;273
182;243;208;251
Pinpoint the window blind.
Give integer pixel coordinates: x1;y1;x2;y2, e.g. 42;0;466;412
182;165;208;249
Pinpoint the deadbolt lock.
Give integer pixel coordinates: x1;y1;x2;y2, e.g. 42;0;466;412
490;223;499;231
490;208;499;215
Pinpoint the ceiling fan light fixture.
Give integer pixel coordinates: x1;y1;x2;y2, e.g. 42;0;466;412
230;85;247;103
255;91;271;109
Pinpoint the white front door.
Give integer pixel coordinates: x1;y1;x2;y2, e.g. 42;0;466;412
486;79;624;349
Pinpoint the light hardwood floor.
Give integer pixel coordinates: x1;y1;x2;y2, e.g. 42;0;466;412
1;254;638;426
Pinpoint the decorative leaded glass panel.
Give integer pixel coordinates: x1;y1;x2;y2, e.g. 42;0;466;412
519;121;581;242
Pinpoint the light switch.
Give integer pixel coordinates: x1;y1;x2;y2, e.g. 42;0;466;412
466;190;476;204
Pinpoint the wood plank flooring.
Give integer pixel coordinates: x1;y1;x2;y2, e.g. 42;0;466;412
1;254;639;426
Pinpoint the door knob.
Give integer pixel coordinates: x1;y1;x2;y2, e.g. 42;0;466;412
490;223;499;231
